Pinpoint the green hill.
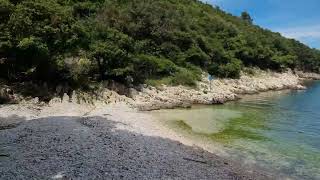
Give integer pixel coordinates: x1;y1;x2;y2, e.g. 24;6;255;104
1;0;320;87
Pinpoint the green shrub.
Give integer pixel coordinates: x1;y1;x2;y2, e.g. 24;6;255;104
0;0;14;22
209;59;242;78
146;67;200;87
132;55;177;82
69;57;93;83
243;67;256;76
170;68;200;86
89;41;128;80
185;46;210;67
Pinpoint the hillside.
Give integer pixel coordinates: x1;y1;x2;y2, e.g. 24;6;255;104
1;0;320;88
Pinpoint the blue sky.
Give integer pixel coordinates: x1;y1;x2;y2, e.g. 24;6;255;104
202;0;320;49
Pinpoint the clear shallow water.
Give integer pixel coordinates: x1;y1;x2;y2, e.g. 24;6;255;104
152;81;320;179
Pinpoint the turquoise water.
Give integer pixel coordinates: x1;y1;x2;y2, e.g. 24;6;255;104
152;81;320;179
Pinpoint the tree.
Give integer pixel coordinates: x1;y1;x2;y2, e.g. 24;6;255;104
0;0;319;88
241;11;253;24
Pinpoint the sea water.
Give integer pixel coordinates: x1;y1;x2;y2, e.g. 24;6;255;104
152;81;320;179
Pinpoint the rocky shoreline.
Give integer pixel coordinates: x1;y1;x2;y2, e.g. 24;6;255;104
1;70;320;112
132;70;311;111
1;70;318;111
0;70;317;179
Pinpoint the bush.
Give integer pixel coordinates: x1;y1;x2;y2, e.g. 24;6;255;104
185;46;210;67
271;54;297;71
69;57;93;83
89;41;128;80
146;67;200;87
0;0;14;22
243;67;256;76
17;37;49;62
170;68;200;86
132;55;177;82
209;59;242;78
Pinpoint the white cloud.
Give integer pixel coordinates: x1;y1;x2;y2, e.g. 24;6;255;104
276;25;320;39
275;25;320;48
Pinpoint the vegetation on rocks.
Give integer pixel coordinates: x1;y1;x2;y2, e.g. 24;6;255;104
1;0;320;89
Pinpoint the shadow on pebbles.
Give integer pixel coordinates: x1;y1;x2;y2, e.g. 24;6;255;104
0;116;277;180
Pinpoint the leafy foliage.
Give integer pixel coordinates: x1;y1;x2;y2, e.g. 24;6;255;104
241;11;253;24
0;0;320;88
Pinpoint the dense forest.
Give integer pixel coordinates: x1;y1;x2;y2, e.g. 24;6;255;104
1;0;320;88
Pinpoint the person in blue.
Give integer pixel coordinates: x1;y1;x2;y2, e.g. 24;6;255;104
208;74;214;91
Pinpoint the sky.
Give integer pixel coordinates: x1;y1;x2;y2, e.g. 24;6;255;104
202;0;320;49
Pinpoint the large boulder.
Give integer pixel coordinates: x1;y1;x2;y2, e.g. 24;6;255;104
0;87;13;104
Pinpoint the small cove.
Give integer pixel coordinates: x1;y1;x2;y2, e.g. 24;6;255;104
151;81;320;179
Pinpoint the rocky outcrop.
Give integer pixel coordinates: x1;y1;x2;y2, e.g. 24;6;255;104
0;70;315;111
132;70;306;111
0;86;19;104
0;88;11;103
296;71;320;80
